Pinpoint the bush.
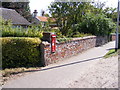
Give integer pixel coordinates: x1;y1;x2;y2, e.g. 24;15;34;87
0;17;43;38
77;13;116;36
72;32;92;38
57;37;72;43
1;37;42;69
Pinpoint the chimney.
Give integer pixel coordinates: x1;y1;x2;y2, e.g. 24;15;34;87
33;10;38;18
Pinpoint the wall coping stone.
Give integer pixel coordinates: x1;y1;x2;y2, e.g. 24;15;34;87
42;41;50;46
72;36;96;41
42;36;96;46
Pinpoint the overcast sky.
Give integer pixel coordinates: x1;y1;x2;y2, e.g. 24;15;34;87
29;0;118;16
29;0;54;15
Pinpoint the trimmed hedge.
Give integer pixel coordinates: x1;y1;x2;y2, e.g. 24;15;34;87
1;37;42;69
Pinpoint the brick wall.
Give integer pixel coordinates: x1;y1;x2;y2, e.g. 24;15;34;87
96;36;108;46
41;36;108;66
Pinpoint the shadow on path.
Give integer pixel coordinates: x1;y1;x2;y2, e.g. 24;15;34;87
24;56;104;73
40;56;103;71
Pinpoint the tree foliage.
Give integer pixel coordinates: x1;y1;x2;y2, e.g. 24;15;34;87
103;7;117;22
49;2;94;36
77;13;116;36
49;2;116;37
0;17;43;38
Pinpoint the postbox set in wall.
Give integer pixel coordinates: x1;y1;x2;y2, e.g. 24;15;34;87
51;33;56;53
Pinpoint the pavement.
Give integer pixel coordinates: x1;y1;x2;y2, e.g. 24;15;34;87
2;41;117;88
69;56;118;88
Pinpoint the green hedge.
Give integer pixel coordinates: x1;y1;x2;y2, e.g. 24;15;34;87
1;37;42;69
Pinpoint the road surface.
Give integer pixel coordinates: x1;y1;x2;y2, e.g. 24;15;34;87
2;41;118;88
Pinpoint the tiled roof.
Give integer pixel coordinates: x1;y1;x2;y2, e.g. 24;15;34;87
36;16;48;22
0;8;31;25
36;16;56;22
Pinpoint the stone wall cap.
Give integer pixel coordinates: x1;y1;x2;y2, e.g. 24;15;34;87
72;36;96;41
42;41;50;46
42;36;96;46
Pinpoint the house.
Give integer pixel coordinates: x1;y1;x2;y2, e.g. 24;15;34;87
36;16;48;27
0;8;31;27
36;16;57;28
31;9;57;28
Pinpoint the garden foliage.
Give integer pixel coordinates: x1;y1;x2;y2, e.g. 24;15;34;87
1;37;42;69
77;13;116;36
49;2;116;37
0;17;43;38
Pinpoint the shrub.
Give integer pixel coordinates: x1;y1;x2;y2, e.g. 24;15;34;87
0;17;43;38
72;32;92;38
77;13;116;36
1;37;42;69
57;37;72;43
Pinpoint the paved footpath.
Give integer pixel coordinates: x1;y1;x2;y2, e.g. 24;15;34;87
2;41;118;88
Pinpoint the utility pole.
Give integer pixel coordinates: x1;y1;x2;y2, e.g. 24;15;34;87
115;0;120;51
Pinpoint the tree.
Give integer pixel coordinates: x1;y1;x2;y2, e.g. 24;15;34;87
93;1;106;9
49;2;116;37
49;2;94;36
93;1;117;22
77;13;116;36
103;7;117;22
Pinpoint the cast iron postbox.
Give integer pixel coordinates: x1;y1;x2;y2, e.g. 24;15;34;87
51;33;56;53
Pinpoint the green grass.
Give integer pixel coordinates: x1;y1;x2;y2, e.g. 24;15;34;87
104;49;117;58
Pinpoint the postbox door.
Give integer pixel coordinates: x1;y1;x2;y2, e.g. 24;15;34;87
51;34;56;53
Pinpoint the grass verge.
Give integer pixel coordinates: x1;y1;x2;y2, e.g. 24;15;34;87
104;49;118;58
2;67;41;77
1;67;41;85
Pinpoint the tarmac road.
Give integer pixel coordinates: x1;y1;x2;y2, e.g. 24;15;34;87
2;41;117;88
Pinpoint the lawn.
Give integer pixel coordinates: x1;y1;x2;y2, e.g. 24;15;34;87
104;49;118;58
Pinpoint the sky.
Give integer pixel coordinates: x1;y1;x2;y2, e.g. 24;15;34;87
29;0;54;15
29;0;118;16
